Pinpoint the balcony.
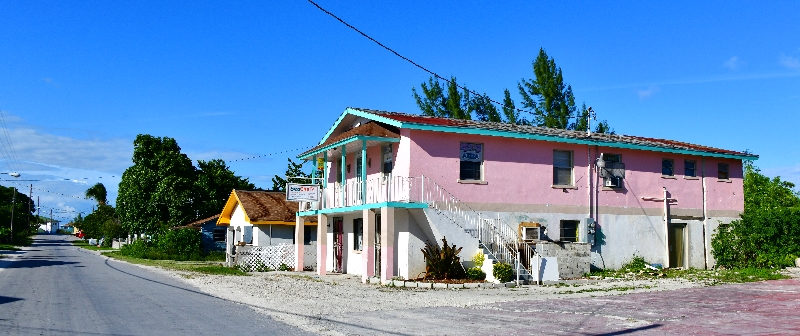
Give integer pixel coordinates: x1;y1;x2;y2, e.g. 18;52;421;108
299;176;422;213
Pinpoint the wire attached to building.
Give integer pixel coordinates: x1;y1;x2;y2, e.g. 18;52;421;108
228;146;314;162
306;0;533;117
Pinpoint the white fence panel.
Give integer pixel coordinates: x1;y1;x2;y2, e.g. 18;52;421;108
235;244;295;272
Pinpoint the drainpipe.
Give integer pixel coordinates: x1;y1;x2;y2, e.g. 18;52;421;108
663;187;669;267
587;145;592;222
701;158;709;269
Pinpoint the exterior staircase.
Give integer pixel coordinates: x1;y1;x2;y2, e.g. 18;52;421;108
414;175;537;283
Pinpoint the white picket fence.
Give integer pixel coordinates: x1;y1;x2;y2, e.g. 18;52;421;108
234;244;317;272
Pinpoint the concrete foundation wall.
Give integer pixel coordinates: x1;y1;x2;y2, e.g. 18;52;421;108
537;242;591;279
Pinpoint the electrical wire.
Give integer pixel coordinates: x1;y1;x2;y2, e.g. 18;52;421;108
0;110;23;172
306;0;534;117
1;181;85;199
228;146;314;162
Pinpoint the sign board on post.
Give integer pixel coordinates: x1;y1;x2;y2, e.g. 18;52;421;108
286;183;320;202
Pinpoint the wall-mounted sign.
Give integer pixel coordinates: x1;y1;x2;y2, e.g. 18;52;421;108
286;183;320;202
460;143;483;162
316;157;325;176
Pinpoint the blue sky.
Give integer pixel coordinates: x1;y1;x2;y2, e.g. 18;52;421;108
1;1;798;221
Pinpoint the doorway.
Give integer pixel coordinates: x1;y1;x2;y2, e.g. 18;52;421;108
375;214;381;278
332;217;344;273
668;223;686;268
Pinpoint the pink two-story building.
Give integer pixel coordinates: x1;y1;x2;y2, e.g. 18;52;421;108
292;107;756;282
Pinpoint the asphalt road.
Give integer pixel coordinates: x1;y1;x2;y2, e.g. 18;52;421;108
0;235;311;336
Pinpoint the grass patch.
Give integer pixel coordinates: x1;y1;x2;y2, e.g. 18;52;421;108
72;240;117;251
557;284;655;295
589;256;789;284
0;244;21;251
103;251;247;276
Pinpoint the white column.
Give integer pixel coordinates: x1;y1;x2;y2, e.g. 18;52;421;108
317;214;328;275
380;206;395;284
362;208;376;283
295;216;304;271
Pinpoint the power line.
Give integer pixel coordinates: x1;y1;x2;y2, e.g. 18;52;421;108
306;0;533;117
1;181;85;199
228;146;314;162
0;110;23;172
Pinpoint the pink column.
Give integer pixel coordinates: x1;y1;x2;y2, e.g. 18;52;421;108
380;206;395;284
317;213;328;275
361;209;375;283
294;216;304;272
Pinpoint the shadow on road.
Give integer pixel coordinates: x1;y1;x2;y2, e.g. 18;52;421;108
588;324;662;335
6;259;79;269
0;296;23;305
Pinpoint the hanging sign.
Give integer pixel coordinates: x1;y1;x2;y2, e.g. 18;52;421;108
286;183;320;202
460;143;483;162
316;157;325;175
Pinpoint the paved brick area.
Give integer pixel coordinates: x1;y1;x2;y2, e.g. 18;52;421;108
325;279;800;335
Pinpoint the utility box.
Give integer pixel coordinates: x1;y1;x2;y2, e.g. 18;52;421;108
579;218;596;245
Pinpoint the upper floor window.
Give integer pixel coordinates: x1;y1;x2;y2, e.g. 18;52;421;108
553;150;573;186
718;163;729;180
662;159;674;176
382;145;393;174
460;142;483;180
684;160;697;177
602;154;622;188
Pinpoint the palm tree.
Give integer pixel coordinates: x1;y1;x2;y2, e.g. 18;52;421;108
85;183;107;206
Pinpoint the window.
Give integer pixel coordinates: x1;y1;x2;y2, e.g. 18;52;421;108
684;160;697;177
242;226;253;244
303;226;315;245
382;145;393;174
553;150;573;186
355;154;363;179
460;142;483;180
212;227;227;242
662;159;674;176
560;220;579;242
353;218;363;251
602;154;622;188
718;163;729;180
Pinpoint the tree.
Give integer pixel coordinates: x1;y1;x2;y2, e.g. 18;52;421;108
501;88;526;125
271;158;311;192
711;162;800;268
0;185;36;243
117;135;197;234
413;76;472;120
194;159;256;219
518;48;613;133
79;204;117;240
85;183;108;205
472;93;502;122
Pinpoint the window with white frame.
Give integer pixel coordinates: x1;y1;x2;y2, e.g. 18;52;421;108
460;142;483;180
553;150;573;186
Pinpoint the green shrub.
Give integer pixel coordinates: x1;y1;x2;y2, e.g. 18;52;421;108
471;251;485;268
711;163;800;269
118;228;204;261
278;263;292;271
466;267;486;281
493;262;513;283
421;237;465;280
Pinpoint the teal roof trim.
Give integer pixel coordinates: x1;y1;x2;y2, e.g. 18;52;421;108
298;135;400;160
401;123;755;160
320;108;757;161
297;201;428;216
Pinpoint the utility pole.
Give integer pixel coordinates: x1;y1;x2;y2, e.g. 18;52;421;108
28;184;32;235
10;187;15;242
50;209;53;233
37;196;40;230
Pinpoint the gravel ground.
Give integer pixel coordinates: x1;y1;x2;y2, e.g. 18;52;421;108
114;260;715;335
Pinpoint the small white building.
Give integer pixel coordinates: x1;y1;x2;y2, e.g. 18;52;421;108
38;220;61;234
216;190;318;271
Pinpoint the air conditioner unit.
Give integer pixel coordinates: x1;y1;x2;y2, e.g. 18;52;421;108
604;176;622;188
522;226;543;241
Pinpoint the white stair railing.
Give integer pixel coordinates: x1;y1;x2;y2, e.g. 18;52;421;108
414;175;537;279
